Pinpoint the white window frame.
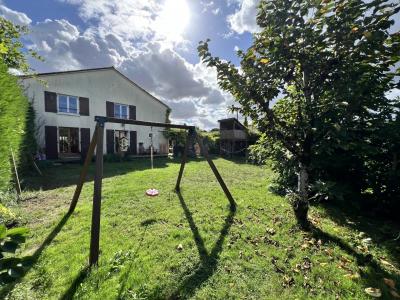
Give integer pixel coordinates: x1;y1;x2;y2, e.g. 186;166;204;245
114;103;129;119
57;94;79;115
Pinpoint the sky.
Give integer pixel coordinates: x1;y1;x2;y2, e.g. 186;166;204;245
0;0;399;129
0;0;262;129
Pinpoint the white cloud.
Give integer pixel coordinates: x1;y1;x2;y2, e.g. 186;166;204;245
1;1;236;129
227;0;260;34
0;4;31;25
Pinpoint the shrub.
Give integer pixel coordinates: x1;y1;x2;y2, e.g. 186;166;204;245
0;60;28;192
0;224;32;283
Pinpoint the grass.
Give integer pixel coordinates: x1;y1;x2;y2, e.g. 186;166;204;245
1;157;399;299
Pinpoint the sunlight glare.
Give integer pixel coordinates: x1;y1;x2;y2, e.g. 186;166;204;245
156;0;190;42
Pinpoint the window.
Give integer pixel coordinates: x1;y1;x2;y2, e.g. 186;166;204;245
114;130;128;152
114;103;128;119
59;127;79;154
58;94;79;114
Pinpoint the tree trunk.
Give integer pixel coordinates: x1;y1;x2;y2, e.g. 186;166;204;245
293;161;310;229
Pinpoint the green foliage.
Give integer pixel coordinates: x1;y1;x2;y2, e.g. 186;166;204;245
0;202;17;227
0;60;28;192
0;224;31;284
198;0;400;221
3;159;400;299
0;17;41;73
18;102;37;173
199;130;220;154
164;128;187;146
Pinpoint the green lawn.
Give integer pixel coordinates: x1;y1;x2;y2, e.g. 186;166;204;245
1;158;399;299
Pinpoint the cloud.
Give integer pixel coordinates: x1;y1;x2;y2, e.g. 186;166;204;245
203;90;225;105
1;1;236;129
167;99;199;119
121;45;209;100
227;0;260;34
0;4;31;25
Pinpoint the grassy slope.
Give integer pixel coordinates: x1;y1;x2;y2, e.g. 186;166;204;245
2;158;399;299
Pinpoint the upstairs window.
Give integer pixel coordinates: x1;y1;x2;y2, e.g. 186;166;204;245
114;103;128;119
58;94;78;114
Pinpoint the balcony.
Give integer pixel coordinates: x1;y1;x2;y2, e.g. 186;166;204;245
220;129;247;140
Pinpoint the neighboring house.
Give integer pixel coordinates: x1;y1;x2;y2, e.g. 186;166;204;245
20;66;170;160
218;118;248;156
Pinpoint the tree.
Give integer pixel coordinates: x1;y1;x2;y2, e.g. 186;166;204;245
198;0;399;228
0;60;28;191
0;17;40;73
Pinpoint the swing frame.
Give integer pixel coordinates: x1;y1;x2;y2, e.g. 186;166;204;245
68;116;235;266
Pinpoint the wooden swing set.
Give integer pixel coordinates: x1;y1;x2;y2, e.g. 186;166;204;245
68;116;235;266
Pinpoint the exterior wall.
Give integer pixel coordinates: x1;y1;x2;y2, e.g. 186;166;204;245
21;69;169;156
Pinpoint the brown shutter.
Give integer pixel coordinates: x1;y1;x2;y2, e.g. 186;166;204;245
44;91;57;113
106;129;114;154
129;131;137;154
45;126;58;159
80;128;90;158
129;105;136;120
79;97;89;116
106;101;114;117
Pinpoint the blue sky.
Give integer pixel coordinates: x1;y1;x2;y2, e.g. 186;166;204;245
0;0;260;129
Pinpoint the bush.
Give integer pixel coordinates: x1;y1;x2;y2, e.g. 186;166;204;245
0;224;32;283
200;130;220;155
0;60;28;192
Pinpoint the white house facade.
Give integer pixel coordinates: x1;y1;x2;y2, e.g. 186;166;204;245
20;67;170;160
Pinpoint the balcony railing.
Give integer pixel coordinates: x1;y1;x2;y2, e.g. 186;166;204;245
220;129;247;140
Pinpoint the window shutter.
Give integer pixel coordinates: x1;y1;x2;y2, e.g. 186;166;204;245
129;131;137;154
80;128;90;159
106;101;114;117
106;129;115;154
129;105;136;120
44;91;57;113
79;97;90;116
45;126;58;159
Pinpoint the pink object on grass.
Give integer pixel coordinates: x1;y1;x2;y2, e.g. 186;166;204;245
146;188;159;196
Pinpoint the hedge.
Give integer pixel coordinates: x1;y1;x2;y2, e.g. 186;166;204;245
0;61;28;191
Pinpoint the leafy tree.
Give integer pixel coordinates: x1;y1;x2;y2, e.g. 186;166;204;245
0;17;40;73
0;17;41;177
0;60;28;191
198;0;399;228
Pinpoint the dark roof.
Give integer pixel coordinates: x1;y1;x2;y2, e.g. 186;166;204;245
218;117;246;130
19;66;170;109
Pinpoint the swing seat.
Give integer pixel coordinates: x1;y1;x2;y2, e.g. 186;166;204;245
146;188;159;196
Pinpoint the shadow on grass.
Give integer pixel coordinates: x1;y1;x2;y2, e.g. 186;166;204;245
310;224;400;298
23;158;176;191
314;201;400;268
0;212;73;298
167;191;236;299
60;266;90;300
60;217;152;299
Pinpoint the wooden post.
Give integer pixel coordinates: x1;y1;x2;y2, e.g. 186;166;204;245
10;147;21;196
89;122;104;266
175;130;191;191
195;132;236;211
69;126;99;214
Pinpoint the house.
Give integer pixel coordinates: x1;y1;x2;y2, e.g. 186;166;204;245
218;118;248;156
20;67;170;160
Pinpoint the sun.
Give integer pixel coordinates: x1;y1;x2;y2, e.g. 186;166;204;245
156;0;190;42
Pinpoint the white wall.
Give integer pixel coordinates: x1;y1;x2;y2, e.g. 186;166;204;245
21;69;169;155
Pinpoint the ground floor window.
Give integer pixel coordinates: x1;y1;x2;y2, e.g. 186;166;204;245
59;127;79;154
115;130;128;152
